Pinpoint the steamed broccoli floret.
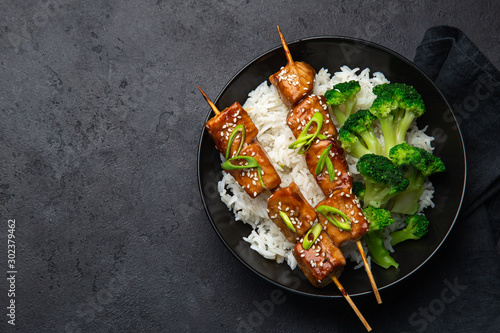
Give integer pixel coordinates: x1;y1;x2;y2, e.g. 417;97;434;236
352;181;365;201
356;154;409;209
390;214;430;246
363;206;399;269
325;80;361;127
364;206;395;231
370;83;425;156
389;143;446;214
338;109;383;158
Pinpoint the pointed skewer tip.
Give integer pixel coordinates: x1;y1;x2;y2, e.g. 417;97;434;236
356;240;382;304
332;276;372;332
197;85;220;116
276;25;294;65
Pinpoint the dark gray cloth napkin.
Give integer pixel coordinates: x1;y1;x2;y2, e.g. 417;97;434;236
338;26;500;333
414;26;500;218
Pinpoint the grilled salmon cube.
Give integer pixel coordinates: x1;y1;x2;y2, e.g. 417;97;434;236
286;94;337;140
227;142;281;198
304;139;352;197
205;101;258;158
267;182;316;242
269;61;316;108
316;189;369;248
293;231;346;288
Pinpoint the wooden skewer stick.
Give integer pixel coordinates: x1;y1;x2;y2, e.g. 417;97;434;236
357;240;382;304
197;85;220;116
332;276;372;332
276;25;294;66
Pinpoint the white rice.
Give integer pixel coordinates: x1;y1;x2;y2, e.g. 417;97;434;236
217;66;436;270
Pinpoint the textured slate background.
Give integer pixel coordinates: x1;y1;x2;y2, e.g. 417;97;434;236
0;0;499;332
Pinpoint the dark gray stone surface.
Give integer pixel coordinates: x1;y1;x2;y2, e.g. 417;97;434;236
0;0;498;332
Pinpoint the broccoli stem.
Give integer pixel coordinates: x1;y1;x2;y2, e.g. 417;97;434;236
364;181;393;209
349;141;373;160
396;113;416;144
378;115;397;156
344;96;357;120
390;170;425;215
358;130;382;156
364;231;399;269
390;191;421;215
330;105;346;127
390;228;421;246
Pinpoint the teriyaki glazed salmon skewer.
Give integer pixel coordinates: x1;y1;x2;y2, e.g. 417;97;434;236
270;26;381;304
199;84;371;331
198;85;281;198
267;182;372;331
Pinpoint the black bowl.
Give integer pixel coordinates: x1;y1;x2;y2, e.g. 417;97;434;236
197;36;466;298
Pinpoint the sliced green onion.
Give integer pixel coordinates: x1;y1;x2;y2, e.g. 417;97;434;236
289;112;324;154
221;155;259;170
315;144;335;182
325;159;335;182
315;147;328;174
225;124;245;159
302;223;322;250
221;155;267;189
256;166;267;189
279;211;296;233
316;205;352;231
